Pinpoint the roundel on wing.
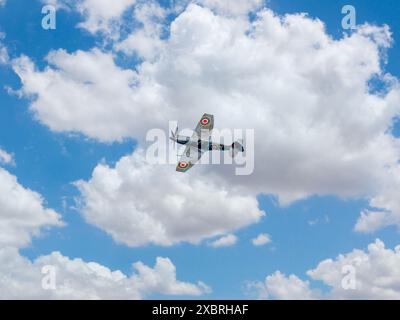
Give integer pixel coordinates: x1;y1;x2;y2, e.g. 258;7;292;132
178;161;189;168
201;117;210;126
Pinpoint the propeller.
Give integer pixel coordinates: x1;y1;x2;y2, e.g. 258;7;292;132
170;126;178;149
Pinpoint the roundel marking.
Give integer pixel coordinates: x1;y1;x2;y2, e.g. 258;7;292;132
179;161;189;168
201;118;210;125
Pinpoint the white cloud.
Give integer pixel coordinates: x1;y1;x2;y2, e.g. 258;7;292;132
0;162;209;299
252;239;400;299
75;150;263;247
0;0;5;7
115;1;166;60
250;271;319;300
251;233;271;246
0;148;13;165
354;210;393;233
209;234;238;248
12;49;153;142
0;248;210;299
308;214;330;227
0;46;8;64
13;4;400;235
0;32;8;64
76;0;137;35
131;257;211;296
40;0;137;36
40;0;72;11
0;168;63;248
355;165;400;232
199;0;263;16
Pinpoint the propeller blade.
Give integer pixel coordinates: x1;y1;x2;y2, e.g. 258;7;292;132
170;126;179;149
174;126;178;149
170;128;177;149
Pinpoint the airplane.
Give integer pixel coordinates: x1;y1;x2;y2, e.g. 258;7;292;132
170;113;245;172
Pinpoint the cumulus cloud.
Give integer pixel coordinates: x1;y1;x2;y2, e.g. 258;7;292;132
40;0;137;36
12;49;153;142
114;1;166;60
75;150;263;246
248;271;319;300
0;168;63;248
0;148;13;165
0;248;210;299
209;234;238;248
251;239;400;299
355;165;400;232
76;0;137;35
131;257;211;296
199;0;263;16
0;162;209;299
12;3;400;235
251;233;271;246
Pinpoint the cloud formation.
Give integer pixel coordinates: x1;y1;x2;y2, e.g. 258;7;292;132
0;148;13;165
0;167;63;248
41;0;137;35
209;234;238;248
0;149;209;299
251;239;400;299
114;1;166;60
251;233;271;246
0;248;210;299
0;33;8;64
75;150;263;246
76;0;137;35
12;2;400;237
199;0;263;16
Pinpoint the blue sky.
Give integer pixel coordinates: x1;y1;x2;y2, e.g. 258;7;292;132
1;0;400;299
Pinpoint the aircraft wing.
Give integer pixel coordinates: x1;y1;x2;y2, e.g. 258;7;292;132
176;145;204;173
191;113;214;140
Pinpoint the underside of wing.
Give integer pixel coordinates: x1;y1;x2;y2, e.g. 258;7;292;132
192;113;214;140
176;145;203;173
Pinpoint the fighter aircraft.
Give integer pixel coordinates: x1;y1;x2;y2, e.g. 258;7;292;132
170;113;245;172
